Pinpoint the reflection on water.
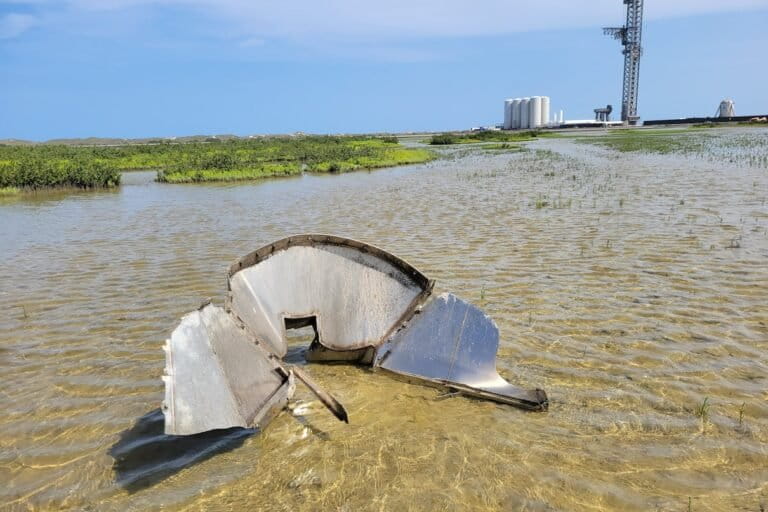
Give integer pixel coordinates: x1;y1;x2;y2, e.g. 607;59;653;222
1;128;767;511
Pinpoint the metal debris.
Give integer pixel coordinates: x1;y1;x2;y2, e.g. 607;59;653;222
162;234;547;436
375;293;548;410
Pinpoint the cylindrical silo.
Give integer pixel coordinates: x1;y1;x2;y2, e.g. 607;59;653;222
540;96;550;128
519;98;530;130
503;99;514;130
511;98;522;129
718;99;735;118
529;96;542;129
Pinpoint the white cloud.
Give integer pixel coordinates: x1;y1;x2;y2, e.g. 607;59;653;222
0;13;37;39
5;0;768;42
135;0;768;40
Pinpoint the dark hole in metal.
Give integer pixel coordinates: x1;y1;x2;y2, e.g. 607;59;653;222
283;316;319;364
284;316;318;343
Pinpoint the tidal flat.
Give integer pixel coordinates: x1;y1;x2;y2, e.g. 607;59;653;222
0;127;766;511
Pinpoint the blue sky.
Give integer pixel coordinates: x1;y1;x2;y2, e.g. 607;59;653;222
1;0;767;140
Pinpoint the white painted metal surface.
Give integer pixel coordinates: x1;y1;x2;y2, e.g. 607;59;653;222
228;242;427;357
519;98;531;130
162;234;548;436
540;96;550;128
511;98;522;129
162;304;295;435
718;99;735;118
529;96;542;129
376;293;547;409
503;99;514;130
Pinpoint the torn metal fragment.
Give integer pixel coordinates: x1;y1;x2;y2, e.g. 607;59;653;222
375;293;547;410
291;365;349;424
161;234;548;437
162;304;294;435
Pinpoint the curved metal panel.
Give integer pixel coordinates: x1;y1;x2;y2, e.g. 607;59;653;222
227;234;432;357
162;235;548;438
162;304;295;435
375;293;548;410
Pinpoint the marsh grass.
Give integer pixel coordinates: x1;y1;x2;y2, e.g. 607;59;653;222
0;158;120;190
156;138;435;182
430;131;539;145
580;128;768;169
0;186;20;196
481;143;523;151
1;136;435;187
695;397;710;423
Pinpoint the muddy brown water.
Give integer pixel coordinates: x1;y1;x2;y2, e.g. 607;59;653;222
1;130;767;511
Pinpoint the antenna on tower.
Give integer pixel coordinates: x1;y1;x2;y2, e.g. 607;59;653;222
603;0;644;125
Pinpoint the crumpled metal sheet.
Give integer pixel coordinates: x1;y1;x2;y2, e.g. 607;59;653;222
162;234;547;437
375;293;547;410
162;304;294;435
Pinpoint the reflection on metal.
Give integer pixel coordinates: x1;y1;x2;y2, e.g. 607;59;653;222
162;234;547;436
227;235;432;358
162;304;294;435
376;293;547;410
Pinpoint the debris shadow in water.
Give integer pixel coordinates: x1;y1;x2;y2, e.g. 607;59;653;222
109;408;255;493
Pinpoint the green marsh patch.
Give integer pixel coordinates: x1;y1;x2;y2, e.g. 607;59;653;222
429;130;540;145
0;156;120;191
0;136;435;188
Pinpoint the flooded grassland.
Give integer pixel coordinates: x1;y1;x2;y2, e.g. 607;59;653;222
0;127;766;511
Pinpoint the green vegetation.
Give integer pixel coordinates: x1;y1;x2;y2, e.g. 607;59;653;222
429;134;458;145
695;397;710;423
0;135;434;188
581;129;709;154
156;137;433;183
580;126;768;169
480;143;524;151
0;155;120;190
429;130;540;145
0;186;20;196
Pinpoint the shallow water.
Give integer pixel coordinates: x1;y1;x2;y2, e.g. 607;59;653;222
1;129;767;511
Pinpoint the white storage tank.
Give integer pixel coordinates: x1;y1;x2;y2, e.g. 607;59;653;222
540;96;550;128
529;96;542;129
503;99;514;130
511;98;522;129
718;99;735;118
519;98;531;130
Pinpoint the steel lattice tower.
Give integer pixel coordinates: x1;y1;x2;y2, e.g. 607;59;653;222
603;0;644;124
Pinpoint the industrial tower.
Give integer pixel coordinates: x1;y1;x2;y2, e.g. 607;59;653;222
603;0;644;124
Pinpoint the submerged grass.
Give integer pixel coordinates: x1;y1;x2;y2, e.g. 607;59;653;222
582;130;709;154
480;143;524;151
580;127;768;169
695;397;710;423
